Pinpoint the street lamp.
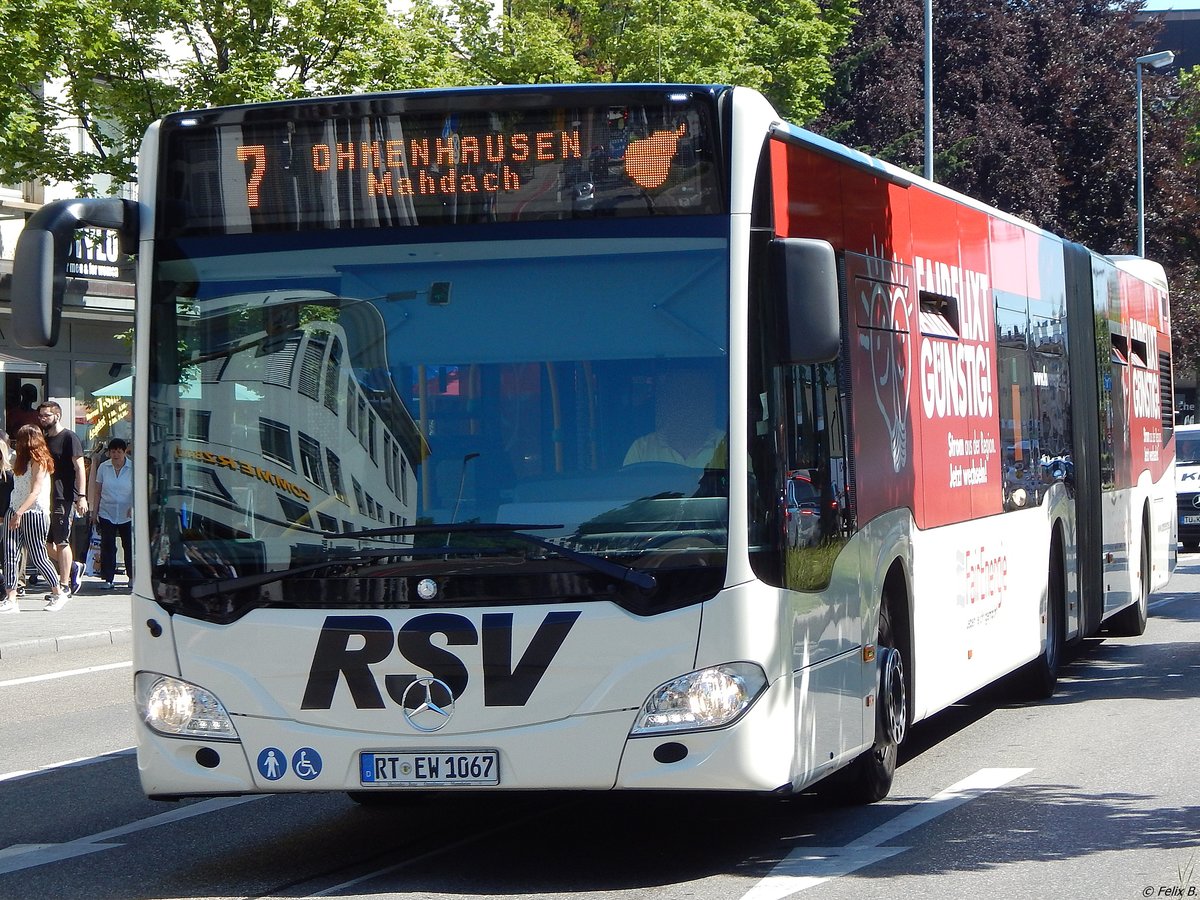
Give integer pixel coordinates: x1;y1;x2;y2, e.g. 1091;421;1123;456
1136;50;1175;257
926;0;936;181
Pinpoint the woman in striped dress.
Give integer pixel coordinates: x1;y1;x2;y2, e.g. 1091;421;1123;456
2;425;69;612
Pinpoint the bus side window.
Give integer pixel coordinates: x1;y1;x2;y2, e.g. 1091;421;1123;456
749;356;847;592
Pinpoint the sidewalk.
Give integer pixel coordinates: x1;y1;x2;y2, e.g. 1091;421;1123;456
0;575;133;659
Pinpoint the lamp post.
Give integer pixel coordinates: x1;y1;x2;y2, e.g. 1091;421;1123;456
924;0;933;181
1136;50;1175;257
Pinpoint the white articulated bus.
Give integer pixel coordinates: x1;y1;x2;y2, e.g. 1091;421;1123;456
13;84;1174;802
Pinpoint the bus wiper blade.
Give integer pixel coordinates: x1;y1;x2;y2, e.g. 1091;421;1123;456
185;525;655;597
187;549;407;599
326;522;562;540
325;522;656;591
507;529;657;592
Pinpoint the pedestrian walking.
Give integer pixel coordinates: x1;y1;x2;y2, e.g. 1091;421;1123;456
36;401;87;595
89;437;133;590
2;425;70;612
0;431;12;613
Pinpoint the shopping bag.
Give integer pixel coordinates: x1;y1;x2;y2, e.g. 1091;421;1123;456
84;527;102;577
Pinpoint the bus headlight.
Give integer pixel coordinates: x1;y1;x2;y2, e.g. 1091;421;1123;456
135;672;239;741
630;663;767;735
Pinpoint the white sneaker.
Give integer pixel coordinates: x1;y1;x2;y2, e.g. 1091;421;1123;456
0;599;18;614
44;592;70;612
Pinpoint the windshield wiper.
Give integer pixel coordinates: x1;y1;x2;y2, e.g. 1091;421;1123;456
186;548;415;599
329;522;561;541
184;523;656;598
326;522;657;591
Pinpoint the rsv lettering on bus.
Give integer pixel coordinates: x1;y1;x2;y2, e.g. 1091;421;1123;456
301;611;582;710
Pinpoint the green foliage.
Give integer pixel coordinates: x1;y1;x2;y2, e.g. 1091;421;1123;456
0;0;178;189
0;0;859;193
1182;67;1200;168
785;538;845;591
816;0;1200;376
566;0;858;119
0;0;412;189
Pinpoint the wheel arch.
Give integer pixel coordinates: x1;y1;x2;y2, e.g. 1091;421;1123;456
879;556;913;724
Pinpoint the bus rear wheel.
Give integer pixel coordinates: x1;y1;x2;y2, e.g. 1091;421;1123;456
1108;521;1150;637
844;598;906;804
1020;539;1065;699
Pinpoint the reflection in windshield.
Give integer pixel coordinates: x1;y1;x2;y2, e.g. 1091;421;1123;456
149;231;730;595
1179;434;1200;466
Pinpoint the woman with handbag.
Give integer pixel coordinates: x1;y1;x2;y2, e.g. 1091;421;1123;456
0;425;70;612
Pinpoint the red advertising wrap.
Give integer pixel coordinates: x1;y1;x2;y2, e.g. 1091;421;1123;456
769;136;1170;530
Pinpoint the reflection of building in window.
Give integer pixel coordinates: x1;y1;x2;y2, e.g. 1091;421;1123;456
352;477;365;515
278;493;310;525
326;450;346;503
298;433;326;489
176;464;234;501
323;340;341;413
259;418;294;467
171;296;426;545
184;410;210;441
298;332;326;400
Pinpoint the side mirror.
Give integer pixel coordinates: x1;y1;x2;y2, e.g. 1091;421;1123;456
770;238;841;364
11;198;138;347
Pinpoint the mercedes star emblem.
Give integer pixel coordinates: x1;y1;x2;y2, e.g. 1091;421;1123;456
401;677;455;732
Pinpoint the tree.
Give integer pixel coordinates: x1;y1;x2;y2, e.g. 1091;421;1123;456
814;0;1200;374
376;0;860;120
0;0;177;189
0;0;413;191
0;0;859;193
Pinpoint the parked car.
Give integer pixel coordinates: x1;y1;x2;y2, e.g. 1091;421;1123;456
784;473;822;548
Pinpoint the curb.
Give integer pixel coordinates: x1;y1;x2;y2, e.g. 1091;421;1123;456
0;626;133;660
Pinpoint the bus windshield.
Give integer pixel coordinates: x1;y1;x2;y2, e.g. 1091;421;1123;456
1177;429;1200;465
147;223;730;615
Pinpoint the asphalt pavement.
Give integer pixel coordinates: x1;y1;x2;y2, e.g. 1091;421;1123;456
0;574;132;659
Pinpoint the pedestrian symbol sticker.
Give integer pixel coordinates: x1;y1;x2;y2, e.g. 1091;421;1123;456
258;747;286;781
292;747;322;780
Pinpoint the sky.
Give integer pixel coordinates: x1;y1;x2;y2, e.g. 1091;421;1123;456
1141;1;1200;9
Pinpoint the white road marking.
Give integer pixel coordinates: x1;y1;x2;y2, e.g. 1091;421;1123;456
0;795;268;874
0;747;135;785
0;661;132;688
739;767;1032;900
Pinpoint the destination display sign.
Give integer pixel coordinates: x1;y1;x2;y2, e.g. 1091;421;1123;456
158;89;722;236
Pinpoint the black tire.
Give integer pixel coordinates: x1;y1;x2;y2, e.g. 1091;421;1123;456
843;594;907;804
1020;538;1066;699
1108;522;1150;637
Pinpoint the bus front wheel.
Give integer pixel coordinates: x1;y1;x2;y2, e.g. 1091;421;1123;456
845;597;907;803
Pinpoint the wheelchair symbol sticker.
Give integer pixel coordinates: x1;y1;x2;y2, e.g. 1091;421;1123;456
291;747;322;780
257;748;286;781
